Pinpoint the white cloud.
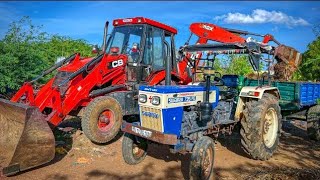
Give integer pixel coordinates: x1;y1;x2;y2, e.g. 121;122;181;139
214;9;310;27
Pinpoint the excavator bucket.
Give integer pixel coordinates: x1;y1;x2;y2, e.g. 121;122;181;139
0;99;55;176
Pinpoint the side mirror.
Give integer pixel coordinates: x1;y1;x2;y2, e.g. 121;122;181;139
92;45;100;54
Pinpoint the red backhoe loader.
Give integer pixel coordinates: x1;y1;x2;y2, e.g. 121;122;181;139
0;17;300;176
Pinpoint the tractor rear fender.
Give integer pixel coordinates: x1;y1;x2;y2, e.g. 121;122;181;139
234;86;280;121
107;91;138;116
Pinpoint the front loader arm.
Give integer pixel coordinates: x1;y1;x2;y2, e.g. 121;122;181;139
11;83;35;105
10;54;81;106
49;54;127;126
176;23;248;83
177;22;301;82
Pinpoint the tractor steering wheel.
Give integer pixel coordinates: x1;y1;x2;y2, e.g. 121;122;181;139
213;76;224;86
212;72;224;86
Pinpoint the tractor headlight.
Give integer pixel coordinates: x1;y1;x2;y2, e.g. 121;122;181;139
139;94;147;103
248;91;260;97
151;96;160;105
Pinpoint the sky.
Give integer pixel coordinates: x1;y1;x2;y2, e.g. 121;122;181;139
0;1;319;53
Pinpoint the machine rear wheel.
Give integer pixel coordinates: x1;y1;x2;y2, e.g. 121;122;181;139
307;105;320;141
189;136;215;180
82;96;122;144
240;93;281;160
122;133;148;165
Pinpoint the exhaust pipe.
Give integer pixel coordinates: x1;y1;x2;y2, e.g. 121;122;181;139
164;41;171;85
101;21;109;53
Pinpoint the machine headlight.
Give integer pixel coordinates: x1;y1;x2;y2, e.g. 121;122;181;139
248;91;260;97
151;96;160;105
139;94;147;103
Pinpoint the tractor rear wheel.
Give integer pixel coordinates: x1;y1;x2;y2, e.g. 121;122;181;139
240;93;281;160
189;136;215;180
307;105;320;141
82;96;122;144
122;133;148;165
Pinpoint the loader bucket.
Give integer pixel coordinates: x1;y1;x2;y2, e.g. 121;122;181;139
274;45;302;80
0;99;55;176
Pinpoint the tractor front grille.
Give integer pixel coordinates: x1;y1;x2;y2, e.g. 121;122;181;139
140;106;163;132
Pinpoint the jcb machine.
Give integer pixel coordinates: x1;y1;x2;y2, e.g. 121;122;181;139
0;17;251;176
121;41;299;178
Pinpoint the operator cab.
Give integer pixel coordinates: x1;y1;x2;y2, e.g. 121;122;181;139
105;17;178;85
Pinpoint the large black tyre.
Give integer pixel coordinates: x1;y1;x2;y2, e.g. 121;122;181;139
122;133;148;165
189;136;215;180
307;105;320;141
240;93;282;160
82;96;122;144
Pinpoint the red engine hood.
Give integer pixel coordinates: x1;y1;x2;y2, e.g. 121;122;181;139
58;54;125;72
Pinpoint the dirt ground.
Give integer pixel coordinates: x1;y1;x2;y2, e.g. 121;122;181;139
2;119;320;180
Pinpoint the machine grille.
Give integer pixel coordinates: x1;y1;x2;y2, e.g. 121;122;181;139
140;106;163;132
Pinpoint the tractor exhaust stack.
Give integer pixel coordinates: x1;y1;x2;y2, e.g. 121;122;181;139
164;41;171;85
101;21;109;53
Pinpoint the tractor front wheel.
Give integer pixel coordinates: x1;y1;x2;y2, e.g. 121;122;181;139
122;133;148;165
240;93;281;160
189;136;215;180
307;105;320;141
82;96;122;144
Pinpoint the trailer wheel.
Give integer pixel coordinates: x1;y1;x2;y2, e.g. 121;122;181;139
307;105;320;141
240;93;281;160
82;96;122;144
189;136;215;180
122;133;148;165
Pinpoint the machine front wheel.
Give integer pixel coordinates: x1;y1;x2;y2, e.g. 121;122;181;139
82;96;122;144
189;136;215;180
122;133;148;165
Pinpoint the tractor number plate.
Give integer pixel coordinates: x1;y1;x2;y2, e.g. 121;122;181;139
131;126;152;138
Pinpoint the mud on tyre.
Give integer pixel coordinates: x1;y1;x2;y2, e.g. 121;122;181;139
122;133;148;165
307;105;320;141
82;96;122;144
240;93;282;160
189;136;215;180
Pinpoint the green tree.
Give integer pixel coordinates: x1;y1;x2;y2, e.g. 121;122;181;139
293;36;320;81
0;17;93;93
293;24;320;81
0;17;48;92
220;55;254;76
40;35;92;65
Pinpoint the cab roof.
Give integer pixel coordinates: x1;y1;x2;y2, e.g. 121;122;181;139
113;17;177;34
